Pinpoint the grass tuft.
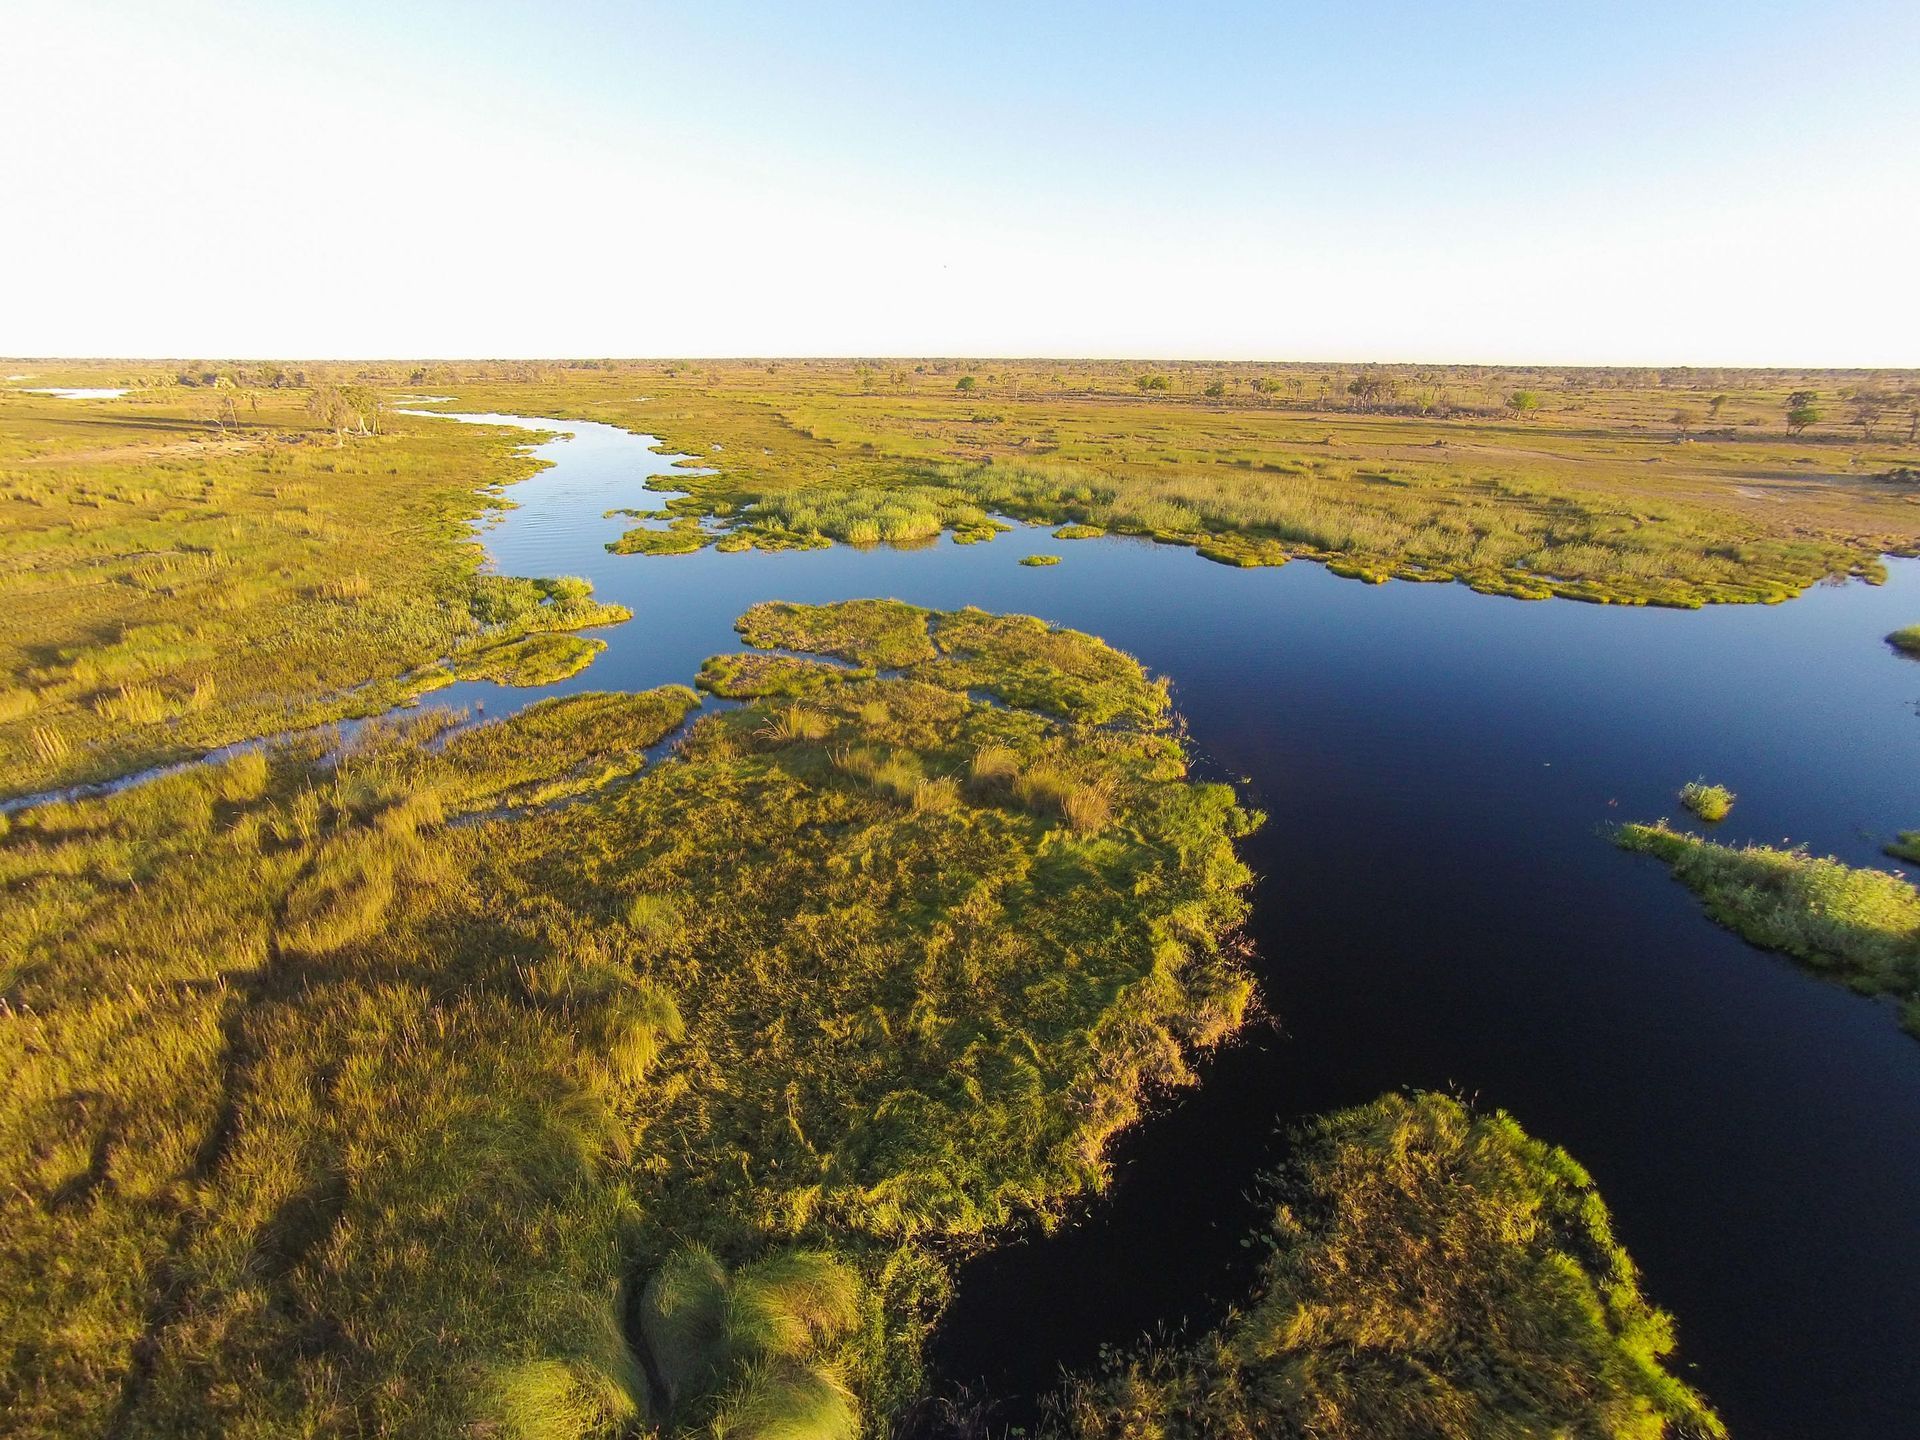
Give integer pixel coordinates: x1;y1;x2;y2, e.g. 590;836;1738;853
1678;780;1735;823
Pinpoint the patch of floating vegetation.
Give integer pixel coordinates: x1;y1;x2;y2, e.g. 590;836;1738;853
1678;780;1735;823
1887;831;1920;864
1020;553;1062;567
0;602;1260;1438
1048;1092;1723;1440
1888;625;1920;658
1052;524;1105;540
1618;820;1920;1036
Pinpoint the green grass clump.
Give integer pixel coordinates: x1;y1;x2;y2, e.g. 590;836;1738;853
1052;524;1105;540
736;599;936;668
1619;820;1920;1034
1886;831;1920;864
639;1246;861;1437
453;632;606;686
1887;625;1920;657
607;517;714;556
1050;1092;1723;1440
1020;553;1062;567
1678;780;1735;823
0;389;630;796
697;652;869;699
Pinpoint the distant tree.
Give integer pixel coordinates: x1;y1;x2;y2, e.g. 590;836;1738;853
1846;389;1888;441
1204;379;1227;398
1785;390;1821;437
1671;408;1701;439
1904;388;1920;444
1136;373;1171;392
1708;394;1729;419
308;384;381;445
854;364;877;392
1347;367;1397;410
1505;390;1542;419
955;375;977;392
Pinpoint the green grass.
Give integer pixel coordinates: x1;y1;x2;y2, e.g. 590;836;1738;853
1887;625;1920;657
1020;553;1061;567
1049;1092;1723;1440
1618;820;1920;1035
735;598;937;668
607;517;714;556
1886;831;1920;864
1678;780;1736;823
451;631;606;686
696;652;871;699
0;603;1259;1437
0;386;629;796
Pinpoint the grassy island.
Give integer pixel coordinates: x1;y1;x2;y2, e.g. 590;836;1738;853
1679;781;1736;823
1618;821;1920;1035
1050;1093;1723;1440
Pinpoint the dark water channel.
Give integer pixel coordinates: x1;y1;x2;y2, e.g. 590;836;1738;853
402;412;1920;1439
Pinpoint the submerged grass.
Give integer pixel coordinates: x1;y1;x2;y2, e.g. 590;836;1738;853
1050;1092;1723;1440
1618;820;1920;1035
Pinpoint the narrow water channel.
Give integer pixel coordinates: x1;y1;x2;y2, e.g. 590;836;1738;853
65;407;1920;1438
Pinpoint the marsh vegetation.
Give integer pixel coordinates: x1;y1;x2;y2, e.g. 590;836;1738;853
1048;1093;1723;1440
410;358;1920;608
0;600;1259;1437
6;363;1919;1437
1618;821;1920;1036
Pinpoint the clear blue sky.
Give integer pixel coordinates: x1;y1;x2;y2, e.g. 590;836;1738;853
4;0;1916;362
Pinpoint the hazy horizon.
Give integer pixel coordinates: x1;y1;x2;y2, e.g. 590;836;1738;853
6;1;1918;365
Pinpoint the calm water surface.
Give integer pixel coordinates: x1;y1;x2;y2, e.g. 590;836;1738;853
417;411;1920;1440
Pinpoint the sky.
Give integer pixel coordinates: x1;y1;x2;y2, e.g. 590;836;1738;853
3;0;1917;364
